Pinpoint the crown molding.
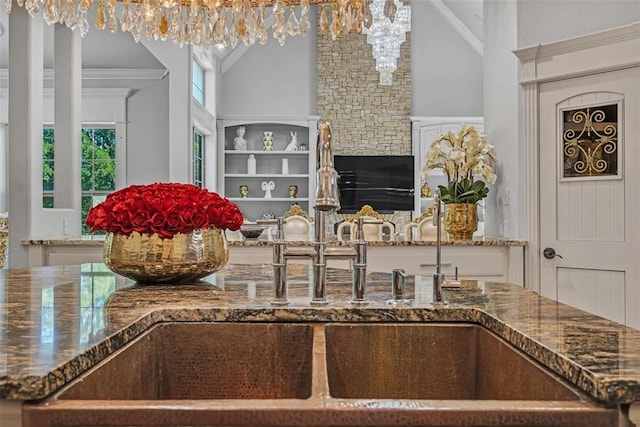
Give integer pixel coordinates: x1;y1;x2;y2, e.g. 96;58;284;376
40;88;134;98
514;21;640;61
0;68;167;81
1;87;133;98
514;21;640;85
80;68;168;80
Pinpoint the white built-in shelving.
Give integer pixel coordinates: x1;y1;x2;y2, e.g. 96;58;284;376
217;116;319;222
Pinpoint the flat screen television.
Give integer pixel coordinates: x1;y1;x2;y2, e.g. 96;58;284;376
333;155;415;213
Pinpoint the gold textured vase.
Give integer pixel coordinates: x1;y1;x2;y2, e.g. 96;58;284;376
103;227;229;284
444;203;478;241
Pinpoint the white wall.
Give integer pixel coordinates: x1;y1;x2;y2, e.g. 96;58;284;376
483;0;520;238
0;123;5;212
126;78;171;184
219;13;318;116
411;0;484;116
517;0;640;47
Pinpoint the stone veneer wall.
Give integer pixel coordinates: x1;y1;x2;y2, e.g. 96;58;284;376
316;7;412;155
317;8;413;236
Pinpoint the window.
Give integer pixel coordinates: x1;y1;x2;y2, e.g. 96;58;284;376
42;128;55;208
193;129;204;188
42;127;117;235
561;103;620;180
192;59;205;105
82;128;116;234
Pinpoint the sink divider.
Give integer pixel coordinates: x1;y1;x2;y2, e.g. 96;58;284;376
311;323;331;400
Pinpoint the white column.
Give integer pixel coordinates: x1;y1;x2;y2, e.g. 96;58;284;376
115;120;127;188
140;39;193;183
53;24;82;236
483;0;520;240
53;26;81;206
0;123;7;213
8;7;44;267
521;79;540;292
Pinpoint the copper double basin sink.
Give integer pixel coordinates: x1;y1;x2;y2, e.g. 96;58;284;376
23;322;617;426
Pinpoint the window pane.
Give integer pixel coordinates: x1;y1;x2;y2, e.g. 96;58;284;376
43;196;54;208
82;195;108;235
194;162;201;182
82;127;115;236
43;160;55;191
192;59;205;104
94;160;116;191
193;130;204;188
92;129;116;158
43;129;55;195
43;129;55;160
81;160;93;191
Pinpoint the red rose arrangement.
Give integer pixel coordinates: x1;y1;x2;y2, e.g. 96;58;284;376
85;183;243;238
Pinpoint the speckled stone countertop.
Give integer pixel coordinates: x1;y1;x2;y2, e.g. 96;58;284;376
0;263;638;406
23;238;527;247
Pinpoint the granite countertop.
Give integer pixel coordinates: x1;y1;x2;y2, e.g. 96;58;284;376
0;263;638;405
23;238;528;247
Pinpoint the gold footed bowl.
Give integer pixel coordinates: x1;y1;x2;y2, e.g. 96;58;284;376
103;227;229;284
444;203;478;241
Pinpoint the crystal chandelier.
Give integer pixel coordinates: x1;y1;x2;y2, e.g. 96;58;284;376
362;0;410;85
4;0;400;51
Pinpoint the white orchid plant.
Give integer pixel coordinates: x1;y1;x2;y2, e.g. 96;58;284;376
422;125;498;204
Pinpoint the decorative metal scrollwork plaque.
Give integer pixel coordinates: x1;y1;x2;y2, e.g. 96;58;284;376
561;103;620;180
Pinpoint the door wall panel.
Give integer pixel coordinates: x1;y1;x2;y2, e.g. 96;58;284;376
557;267;626;325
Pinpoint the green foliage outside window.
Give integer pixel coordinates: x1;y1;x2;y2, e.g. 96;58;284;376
43;128;116;235
43;129;55;191
81;128;116;192
193;130;204;188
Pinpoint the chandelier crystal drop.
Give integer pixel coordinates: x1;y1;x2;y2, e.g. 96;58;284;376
4;0;401;51
362;0;410;85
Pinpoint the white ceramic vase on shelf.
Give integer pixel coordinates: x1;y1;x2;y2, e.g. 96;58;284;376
282;158;289;175
247;154;256;175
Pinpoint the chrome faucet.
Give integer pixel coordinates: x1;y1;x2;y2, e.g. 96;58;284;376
271;121;370;306
314;121;341;212
432;189;446;305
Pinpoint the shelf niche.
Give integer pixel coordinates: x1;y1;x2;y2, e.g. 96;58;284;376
217;116;319;222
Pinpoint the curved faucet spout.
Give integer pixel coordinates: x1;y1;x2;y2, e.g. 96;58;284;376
315;121;341;212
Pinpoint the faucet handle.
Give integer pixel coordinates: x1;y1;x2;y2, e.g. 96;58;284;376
354;217;385;241
355;217;383;231
261;217;284;241
387;268;410;305
392;268;407;298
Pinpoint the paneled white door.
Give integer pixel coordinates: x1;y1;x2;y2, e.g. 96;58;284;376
539;68;640;329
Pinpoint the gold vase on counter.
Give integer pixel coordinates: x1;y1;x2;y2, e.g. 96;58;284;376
443;203;478;241
103;227;228;284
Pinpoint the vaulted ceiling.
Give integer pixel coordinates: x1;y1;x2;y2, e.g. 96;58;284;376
0;0;483;71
